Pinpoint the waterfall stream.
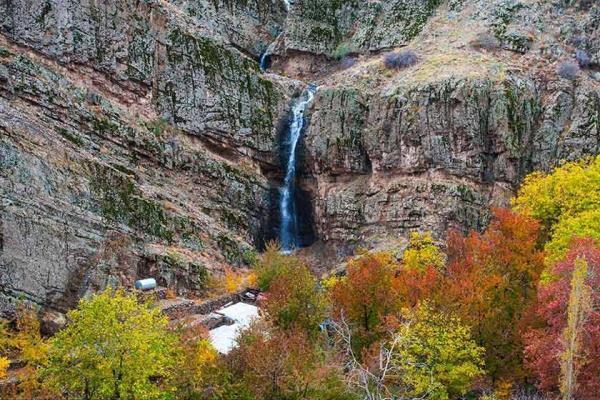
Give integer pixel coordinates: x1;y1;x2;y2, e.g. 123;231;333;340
259;43;274;72
259;34;281;72
279;85;317;252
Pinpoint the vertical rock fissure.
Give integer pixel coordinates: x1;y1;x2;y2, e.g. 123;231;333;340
279;85;317;252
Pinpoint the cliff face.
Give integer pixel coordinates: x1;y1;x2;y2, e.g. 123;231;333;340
0;0;599;315
0;0;298;316
295;0;599;254
304;78;599;250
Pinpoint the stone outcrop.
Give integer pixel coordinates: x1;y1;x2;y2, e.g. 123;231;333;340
297;0;600;253
303;77;599;248
283;0;444;56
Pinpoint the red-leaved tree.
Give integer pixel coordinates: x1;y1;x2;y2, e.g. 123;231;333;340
524;238;600;399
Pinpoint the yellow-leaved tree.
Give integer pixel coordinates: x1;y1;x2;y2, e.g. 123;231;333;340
391;302;485;400
512;156;600;262
0;356;8;380
42;288;180;400
402;231;445;270
560;257;593;400
0;306;50;398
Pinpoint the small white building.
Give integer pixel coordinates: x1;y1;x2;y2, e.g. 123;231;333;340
209;302;259;354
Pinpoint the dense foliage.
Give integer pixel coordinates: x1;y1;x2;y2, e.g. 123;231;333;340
391;303;484;400
43;289;179;400
513;156;600;262
1;156;599;400
524;239;600;400
443;209;545;381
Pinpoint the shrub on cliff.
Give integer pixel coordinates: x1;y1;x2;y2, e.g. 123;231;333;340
556;61;579;80
470;32;500;51
575;49;591;68
332;42;351;60
383;50;418;70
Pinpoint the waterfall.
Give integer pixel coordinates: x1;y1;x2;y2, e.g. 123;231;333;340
279;85;317;252
259;41;276;72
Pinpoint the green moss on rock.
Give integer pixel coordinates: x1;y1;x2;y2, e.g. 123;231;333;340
89;163;173;241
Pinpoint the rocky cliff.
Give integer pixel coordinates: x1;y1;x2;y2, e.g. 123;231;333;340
0;0;598;316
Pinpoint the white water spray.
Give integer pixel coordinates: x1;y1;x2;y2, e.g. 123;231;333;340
279;85;317;252
259;42;276;72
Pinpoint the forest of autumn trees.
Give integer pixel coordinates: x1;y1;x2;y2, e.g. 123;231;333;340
1;157;599;400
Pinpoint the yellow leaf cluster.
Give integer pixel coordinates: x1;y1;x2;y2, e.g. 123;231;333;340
0;356;9;380
393;303;485;400
402;231;445;270
225;269;243;293
513;156;600;262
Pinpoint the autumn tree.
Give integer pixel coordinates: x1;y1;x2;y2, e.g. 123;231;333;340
391;303;485;400
560;257;592;400
329;251;402;353
524;239;599;400
402;231;445;271
331;303;484;400
262;262;327;336
443;209;545;382
513;156;600;262
42;288;179;400
227;321;354;400
174;327;254;400
0;356;8;380
254;242;306;291
0;306;51;399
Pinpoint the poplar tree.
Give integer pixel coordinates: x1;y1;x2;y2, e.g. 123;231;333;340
560;257;592;400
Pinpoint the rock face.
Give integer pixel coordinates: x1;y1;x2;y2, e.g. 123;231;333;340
0;0;599;314
0;0;297;316
298;0;600;252
304;78;599;249
283;0;444;55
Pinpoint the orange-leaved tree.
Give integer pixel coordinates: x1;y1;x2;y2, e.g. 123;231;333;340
329;251;402;354
442;208;545;383
227;321;353;400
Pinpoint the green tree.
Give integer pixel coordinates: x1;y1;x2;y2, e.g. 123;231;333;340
391;303;484;400
263;263;327;336
43;288;179;400
255;242;305;291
